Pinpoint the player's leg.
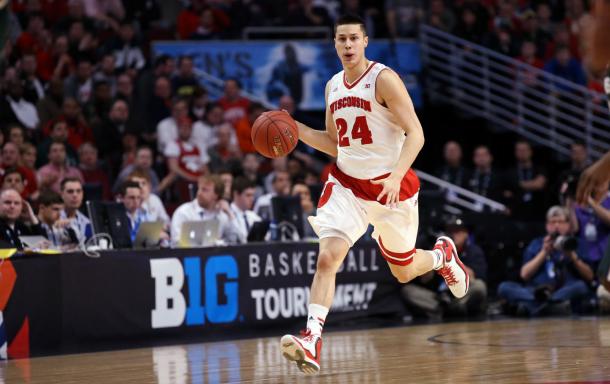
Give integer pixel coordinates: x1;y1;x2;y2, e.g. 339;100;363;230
281;178;368;375
366;194;469;298
280;237;350;375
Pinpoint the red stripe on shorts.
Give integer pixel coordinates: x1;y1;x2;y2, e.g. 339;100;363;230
317;182;335;208
378;236;416;266
329;164;419;204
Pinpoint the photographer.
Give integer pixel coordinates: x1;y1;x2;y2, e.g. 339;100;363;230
571;181;610;270
498;206;593;316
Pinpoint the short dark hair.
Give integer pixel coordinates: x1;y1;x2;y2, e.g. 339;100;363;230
39;189;64;206
232;176;255;196
334;14;367;36
60;177;82;191
120;180;141;196
2;167;23;182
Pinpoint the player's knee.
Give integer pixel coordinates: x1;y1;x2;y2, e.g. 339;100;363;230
317;248;343;273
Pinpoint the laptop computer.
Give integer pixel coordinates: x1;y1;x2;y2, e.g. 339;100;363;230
179;219;221;248
133;221;164;249
18;235;52;249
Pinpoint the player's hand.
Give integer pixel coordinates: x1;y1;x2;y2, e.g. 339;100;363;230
371;174;402;208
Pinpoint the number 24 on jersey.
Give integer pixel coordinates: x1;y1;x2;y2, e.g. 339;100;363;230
335;116;373;147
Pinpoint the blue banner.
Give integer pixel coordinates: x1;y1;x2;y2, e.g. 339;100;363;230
153;40;422;110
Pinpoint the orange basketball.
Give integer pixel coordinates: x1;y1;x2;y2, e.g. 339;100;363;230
251;110;299;158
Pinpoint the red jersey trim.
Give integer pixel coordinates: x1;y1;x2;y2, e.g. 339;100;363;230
329;163;419;204
343;62;377;89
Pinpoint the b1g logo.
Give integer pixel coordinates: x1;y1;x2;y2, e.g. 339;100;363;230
150;256;238;329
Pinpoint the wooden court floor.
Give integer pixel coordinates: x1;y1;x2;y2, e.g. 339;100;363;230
2;318;610;383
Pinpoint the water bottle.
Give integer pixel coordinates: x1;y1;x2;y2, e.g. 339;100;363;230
269;220;278;241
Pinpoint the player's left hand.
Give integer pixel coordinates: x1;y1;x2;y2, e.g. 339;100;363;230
371;174;402;208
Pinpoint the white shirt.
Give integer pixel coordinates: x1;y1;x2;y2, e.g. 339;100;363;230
8;96;39;129
164;139;210;166
60;209;91;244
156;117;215;153
170;199;240;246
230;202;261;244
142;193;170;226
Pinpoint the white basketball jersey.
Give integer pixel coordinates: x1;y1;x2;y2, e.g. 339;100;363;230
328;62;405;179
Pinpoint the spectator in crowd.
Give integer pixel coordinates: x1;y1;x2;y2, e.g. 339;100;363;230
83;79;113;125
233;101;264;154
111;21;145;73
1;167;26;198
240;152;264;197
504;140;548;221
78;142;111;200
172;55;199;98
292;182;316;239
1;141;38;200
565;141;589;176
36;77;64;126
203;102;238;147
42;97;93;152
280;0;332;29
37;141;83;193
401;217;488;319
572;181;610;269
468;145;504;203
207;120;241;173
434;140;470;188
82;0;124;29
92;99;134;169
520;9;552;57
497;206;593;316
63;57;93;104
218;78;250;124
7;124;26;147
19;53;45;103
0;77;39;130
170;174;240;246
426;0;455;32
230;176;261;244
36;34;73;82
190;86;208;121
543;44;587;88
118;180;147;243
453;6;485;44
59;177;91;243
146;76;173;143
136;54;174;122
219;167;234;201
114;145;160;194
37;189;78;250
92;53;117;95
55;0;95;34
37;119;78;168
156;98;213;154
128;169;170;227
176;0;207;40
115;73;135;110
486;25;520;57
254;170;291;220
160;116;210;193
0;188;44;250
265;157;288;194
19;143;37;173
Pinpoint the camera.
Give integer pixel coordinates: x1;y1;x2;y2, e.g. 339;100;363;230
550;232;579;252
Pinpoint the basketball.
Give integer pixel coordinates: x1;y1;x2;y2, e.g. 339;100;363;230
251;110;299;158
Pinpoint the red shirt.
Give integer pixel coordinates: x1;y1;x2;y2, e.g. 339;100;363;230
218;97;250;123
0;165;38;199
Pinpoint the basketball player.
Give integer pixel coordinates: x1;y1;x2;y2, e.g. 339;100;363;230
280;15;469;375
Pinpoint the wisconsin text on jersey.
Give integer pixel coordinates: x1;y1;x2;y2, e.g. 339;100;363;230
329;96;372;114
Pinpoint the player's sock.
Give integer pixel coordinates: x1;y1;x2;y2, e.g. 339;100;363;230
429;249;444;270
306;304;328;335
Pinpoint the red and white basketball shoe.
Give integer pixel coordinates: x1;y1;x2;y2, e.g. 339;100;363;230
280;329;322;375
434;236;469;298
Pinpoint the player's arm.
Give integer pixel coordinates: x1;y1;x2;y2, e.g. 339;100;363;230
294;81;338;157
371;69;425;206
